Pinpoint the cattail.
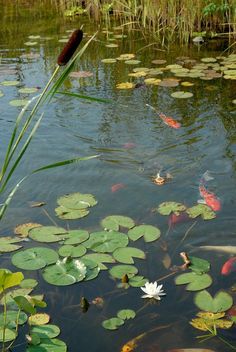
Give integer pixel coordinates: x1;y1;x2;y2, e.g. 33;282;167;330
57;29;83;66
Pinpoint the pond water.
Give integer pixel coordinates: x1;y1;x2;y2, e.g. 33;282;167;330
0;2;236;352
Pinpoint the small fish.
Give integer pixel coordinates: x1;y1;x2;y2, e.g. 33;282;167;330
168;212;192;227
111;183;125;192
146;104;181;129
197;245;236;255
121;333;146;352
199;171;221;211
221;257;236;275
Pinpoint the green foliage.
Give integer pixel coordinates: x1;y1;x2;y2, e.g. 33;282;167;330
128;225;161;242
175;272;212;291
11;248;59;270
194;290;233;313
156;202;186;215
101;215;135;231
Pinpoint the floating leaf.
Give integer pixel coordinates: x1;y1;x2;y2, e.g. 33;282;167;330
0;242;22;253
26;338;67;352
83;231;129;252
181;81;194;87
63;230;89;245
14;223;42;238
55;206;89;220
109;265;138;279
105;43;118;48
82;253;115;269
29;226;67;243
1;80;20;86
24;41;38;46
189;256;210;274
201;57;217;63
13;296;36;315
171;91;193;99
175;272;212;291
57;192;97;209
28;313;50;326
102;317;124;330
116;82;135;89
58;244;86;258
128;225;161;242
129;276;147;287
128;71;147;77
101;215;135;231
158;79;179;87
12;247;59;270
9;99;30;107
124;60;141;65
186;204;216;220
42;258;86;286
152;59;167;64
18;87;39;94
113;247;145;264
156;202;186;215
144;78;161;85
69;71;93;78
117;53;135;60
194;290;233;313
101;58;117;63
0;270;24;293
20;279;38;289
0;328;17;342
0;310;27;328
30;324;60;339
117;309;136;320
1;288;32;305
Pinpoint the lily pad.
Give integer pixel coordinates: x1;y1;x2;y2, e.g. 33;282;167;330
83;231;129;252
0;310;27;328
101;58;117;63
117;53;135;60
1;80;20;86
189;256;210;274
24;41;38;46
101;215;135;231
58;244;86;258
157;201;186;215
105;43;118;48
201;57;217;63
129;276;147;287
186;204;216;220
194;290;233;313
30;324;60;339
81;253;115;269
11;247;59;270
152;59;167;64
117;309;136;320
57;192;97;209
158;79;179;87
26;338;67;352
0;328;17;342
116;82;135;89
14;223;42;238
124;60;141;65
55;206;89;220
9;99;29;107
171;91;193;99
42;258;86;286
102;317;124;330
29;226;67;243
113;247;145;264
20;279;38;289
128;225;161;242
69;71;93;78
175;272;212;291
63;230;89;245
28;313;50;326
109;264;138;279
18;87;39;94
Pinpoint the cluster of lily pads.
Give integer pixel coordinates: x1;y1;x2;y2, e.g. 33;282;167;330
0;269;66;351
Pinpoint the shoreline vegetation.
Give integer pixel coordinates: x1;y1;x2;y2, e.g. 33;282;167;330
2;0;236;44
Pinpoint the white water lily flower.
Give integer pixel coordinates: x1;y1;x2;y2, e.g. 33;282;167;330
141;281;166;300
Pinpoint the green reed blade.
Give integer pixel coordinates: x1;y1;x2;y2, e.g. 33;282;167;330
56;91;111;103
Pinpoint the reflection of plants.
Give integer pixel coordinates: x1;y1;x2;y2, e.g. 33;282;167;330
0;269;65;351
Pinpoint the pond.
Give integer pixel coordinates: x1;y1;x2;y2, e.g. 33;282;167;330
0;2;236;352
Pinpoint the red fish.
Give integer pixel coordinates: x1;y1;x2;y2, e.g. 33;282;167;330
159;113;181;129
221;257;236;275
123;143;136;149
199;185;221;211
111;183;125;193
168;212;192;227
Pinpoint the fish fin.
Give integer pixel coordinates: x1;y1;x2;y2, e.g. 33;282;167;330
202;170;214;182
197;199;206;204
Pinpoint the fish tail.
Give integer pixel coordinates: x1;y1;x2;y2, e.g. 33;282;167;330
201;170;214;183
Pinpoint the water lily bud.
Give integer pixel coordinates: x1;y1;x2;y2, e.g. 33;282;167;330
57;29;83;66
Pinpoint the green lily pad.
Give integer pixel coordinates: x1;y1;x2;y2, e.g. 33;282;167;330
194;290;233;313
124;60;141;65
81;253;115;269
129;276;148;287
175;272;212;291
117;309;136;320
189;256;210;274
14;223;42;238
55;206;89;220
171;91;193;99
26;338;67;352
186;204;216;220
57;192;97;209
11;247;59;270
101;58;117;63
128;225;161;242
1;288;33;305
30;324;60;339
28;35;41;39
84;266;100;281
0;270;24;293
1;80;20;86
63;230;89;245
42;258;86;286
0;243;22;253
105;43;118;48
156;201;186;215
102;317;124;330
83;231;129;252
24;41;38;46
113;247;145;264
9;99;29;107
109;264;138;279
0;310;27;328
20;279;38;289
201;57;217;63
101;215;135;231
58;244;86;258
0;328;17;342
28;313;50;326
18;87;39;94
29;226;67;242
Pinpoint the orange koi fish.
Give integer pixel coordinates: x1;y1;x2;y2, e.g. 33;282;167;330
221;257;236;275
198;171;221;211
111;183;125;193
146;104;181;129
121;333;146;352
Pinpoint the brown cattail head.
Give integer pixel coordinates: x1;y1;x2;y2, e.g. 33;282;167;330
57;29;83;66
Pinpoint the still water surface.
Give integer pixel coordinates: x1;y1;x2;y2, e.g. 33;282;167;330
0;3;236;351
